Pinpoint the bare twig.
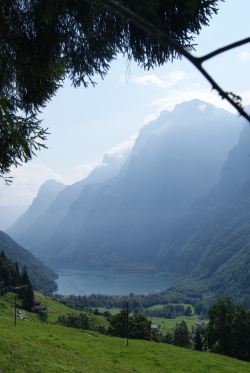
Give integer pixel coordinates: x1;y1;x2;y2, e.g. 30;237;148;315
197;38;250;63
104;0;250;122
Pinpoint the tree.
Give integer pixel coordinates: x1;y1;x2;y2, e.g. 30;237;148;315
184;305;193;316
173;321;190;347
0;0;224;181
109;309;127;338
37;309;48;322
20;266;34;311
207;298;250;361
192;328;203;351
128;313;151;340
58;313;90;329
109;310;152;340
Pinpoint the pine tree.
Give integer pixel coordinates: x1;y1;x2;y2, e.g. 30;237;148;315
173;321;190;348
14;262;20;286
20;266;34;311
193;328;203;351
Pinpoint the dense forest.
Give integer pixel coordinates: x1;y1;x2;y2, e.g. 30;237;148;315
0;250;34;310
0;231;57;294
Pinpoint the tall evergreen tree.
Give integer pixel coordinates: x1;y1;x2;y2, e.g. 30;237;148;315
192;328;203;351
13;262;20;286
173;321;190;348
20;266;34;311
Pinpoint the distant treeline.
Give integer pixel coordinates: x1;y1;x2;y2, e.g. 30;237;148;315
55;289;203;312
144;304;193;318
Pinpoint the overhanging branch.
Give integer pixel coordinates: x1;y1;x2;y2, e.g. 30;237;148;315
198;38;250;63
104;0;250;122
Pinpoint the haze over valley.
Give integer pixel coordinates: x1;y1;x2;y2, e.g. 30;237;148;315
4;99;250;301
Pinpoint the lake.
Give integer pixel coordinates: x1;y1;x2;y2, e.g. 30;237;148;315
56;269;172;296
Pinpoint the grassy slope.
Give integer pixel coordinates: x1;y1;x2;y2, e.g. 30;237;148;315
1;294;249;372
0;292;108;327
1;318;250;373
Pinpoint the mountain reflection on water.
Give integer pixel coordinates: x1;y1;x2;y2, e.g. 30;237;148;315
56;269;172;295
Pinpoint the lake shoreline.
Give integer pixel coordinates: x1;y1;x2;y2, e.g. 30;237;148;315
55;268;174;296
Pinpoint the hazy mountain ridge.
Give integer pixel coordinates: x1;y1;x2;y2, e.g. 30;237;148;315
158;123;250;299
8;179;65;242
0;230;57;294
7;145;131;254
32;100;241;270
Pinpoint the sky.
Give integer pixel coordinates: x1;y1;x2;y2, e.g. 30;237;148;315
0;0;250;216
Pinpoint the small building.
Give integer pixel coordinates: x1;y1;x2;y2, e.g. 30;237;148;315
151;323;160;330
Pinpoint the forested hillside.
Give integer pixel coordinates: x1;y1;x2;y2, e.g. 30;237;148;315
0;231;57;294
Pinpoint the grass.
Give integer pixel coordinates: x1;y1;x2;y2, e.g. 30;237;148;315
1;294;249;372
1;318;250;372
147;303;194;312
0;292;108;328
150;315;203;333
96;307;121;315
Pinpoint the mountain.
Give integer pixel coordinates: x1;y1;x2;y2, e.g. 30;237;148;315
35;100;241;270
158;123;250;300
8;179;65;242
0;230;57;294
8;143;132;254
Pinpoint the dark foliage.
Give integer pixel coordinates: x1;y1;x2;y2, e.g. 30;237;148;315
109;310;151;340
128;313;152;340
0;250;34;311
0;250;20;291
0;0;219;178
207;298;250;361
37;309;48;322
58;313;90;330
109;309;128;338
173;321;190;347
0;230;57;295
56;290;197;311
19;266;34;311
192;328;204;351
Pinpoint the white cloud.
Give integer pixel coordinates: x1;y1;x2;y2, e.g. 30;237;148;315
68;134;137;184
132;70;185;88
0;163;65;208
238;50;250;62
70;160;101;183
105;134;137;159
142;113;159;125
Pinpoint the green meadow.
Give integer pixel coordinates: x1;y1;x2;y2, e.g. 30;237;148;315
0;293;250;372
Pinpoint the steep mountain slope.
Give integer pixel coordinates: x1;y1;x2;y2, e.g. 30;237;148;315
158;124;250;300
0;231;57;294
40;100;241;270
8;179;65;242
8;144;132;254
